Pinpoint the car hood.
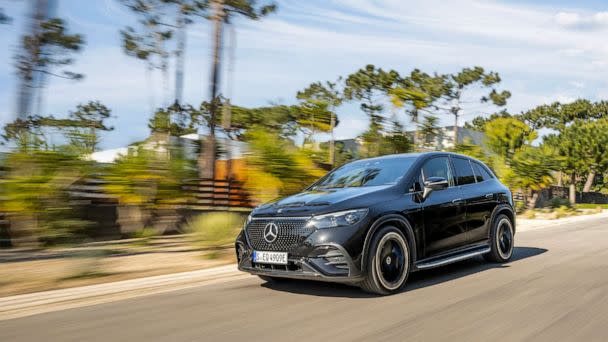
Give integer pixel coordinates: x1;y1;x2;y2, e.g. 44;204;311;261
253;185;392;216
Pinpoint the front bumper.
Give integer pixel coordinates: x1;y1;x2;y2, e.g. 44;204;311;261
235;229;365;283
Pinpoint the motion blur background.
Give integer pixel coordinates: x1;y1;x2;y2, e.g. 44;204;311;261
1;0;608;296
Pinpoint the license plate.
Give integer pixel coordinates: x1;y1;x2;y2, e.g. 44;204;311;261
253;251;288;265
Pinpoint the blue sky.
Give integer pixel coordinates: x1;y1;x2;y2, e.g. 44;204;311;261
2;0;608;149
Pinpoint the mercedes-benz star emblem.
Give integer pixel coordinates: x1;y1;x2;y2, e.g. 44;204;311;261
263;222;279;243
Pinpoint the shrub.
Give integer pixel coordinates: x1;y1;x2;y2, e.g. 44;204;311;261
554;205;574;219
514;201;527;214
548;197;571;209
523;210;536;219
187;212;246;247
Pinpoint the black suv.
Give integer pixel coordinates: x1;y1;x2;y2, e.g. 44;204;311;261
235;152;515;295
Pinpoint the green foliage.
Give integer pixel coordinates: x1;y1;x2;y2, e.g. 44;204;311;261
344;64;399;124
187;212;245;247
241;128;325;202
2;101;113;154
0;151;94;245
453;137;488;163
465;110;514;131
148;102;201;136
419;115;440;150
15;17;85;83
522;99;608;131
229;104;300;139
102;145;195;207
545;118;608;179
484;117;536;162
548;197;571;209
508;145;558;192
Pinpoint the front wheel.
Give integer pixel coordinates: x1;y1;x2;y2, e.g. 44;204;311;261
359;226;411;295
484;214;515;262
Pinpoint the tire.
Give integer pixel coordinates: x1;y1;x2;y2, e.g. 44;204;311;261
359;226;411;295
484;214;515;263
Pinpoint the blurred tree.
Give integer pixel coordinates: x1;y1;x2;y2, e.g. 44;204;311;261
297;79;343;165
464;110;514;131
344;64;399;157
442;67;510;144
484;117;536;163
0;7;11;24
15;16;85;117
453;137;488;164
419;115;440;150
522;100;608;192
228;104;300;139
344;64;399;129
202;0;277;179
149;102;202;136
545;118;608;203
379;120;412;155
2;101;113;155
0;151;94;245
241;128;324;202
508;145;560;207
120;0;208;107
390;69;446;147
64;101;113;154
295;100;332;144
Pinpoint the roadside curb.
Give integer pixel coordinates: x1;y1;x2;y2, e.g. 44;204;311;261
517;211;608;232
0;264;248;321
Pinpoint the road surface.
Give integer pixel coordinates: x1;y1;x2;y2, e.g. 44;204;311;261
2;216;607;341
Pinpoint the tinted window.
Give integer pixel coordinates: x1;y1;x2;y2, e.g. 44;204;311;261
422;157;454;186
452;157;476;185
314;157;416;188
473;162;494;181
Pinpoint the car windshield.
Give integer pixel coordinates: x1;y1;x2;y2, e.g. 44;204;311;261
313;157;416;189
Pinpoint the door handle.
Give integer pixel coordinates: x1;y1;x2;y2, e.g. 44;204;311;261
485;193;494;199
452;198;463;204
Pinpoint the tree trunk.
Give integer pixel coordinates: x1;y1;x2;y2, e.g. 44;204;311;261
527;191;539;210
410;110;418;150
329;112;335;166
569;173;576;205
174;9;186;104
200;0;224;179
583;171;596;193
557;171;563;187
453;113;459;146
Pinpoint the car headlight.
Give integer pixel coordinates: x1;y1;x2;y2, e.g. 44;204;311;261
307;209;368;229
244;212;253;228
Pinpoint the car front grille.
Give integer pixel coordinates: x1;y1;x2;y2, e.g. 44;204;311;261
246;218;314;252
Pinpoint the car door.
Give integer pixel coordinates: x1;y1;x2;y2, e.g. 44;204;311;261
451;157;497;244
420;156;468;257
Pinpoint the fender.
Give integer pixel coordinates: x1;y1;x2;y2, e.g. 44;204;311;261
360;214;417;274
490;204;516;235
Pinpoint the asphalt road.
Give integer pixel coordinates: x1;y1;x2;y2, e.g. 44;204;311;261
2;216;608;341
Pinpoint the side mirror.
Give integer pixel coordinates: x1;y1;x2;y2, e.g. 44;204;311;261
422;177;448;199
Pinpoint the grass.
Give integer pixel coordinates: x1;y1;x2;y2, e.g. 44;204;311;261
574;203;608;209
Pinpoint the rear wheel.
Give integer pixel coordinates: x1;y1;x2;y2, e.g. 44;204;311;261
359;226;410;295
484;214;514;262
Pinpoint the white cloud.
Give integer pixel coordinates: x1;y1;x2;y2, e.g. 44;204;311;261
555;11;608;30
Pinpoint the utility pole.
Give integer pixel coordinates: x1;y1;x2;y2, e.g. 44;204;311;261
200;0;224;179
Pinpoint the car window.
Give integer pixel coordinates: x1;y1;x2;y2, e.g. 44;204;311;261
421;157;454;186
452;157;476;185
313;157;416;188
473;162;494;181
